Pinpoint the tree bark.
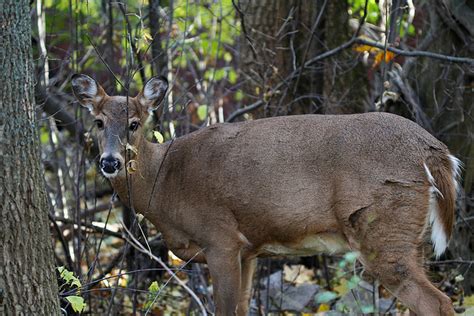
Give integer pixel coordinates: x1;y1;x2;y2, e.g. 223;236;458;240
238;0;368;118
322;0;368;113
149;0;168;77
0;0;61;314
238;0;323;117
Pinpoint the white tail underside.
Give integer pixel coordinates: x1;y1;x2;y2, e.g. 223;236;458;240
424;155;461;258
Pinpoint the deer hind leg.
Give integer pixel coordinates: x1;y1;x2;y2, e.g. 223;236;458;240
346;186;454;315
237;257;257;316
354;216;454;315
362;250;454;316
393;270;453;316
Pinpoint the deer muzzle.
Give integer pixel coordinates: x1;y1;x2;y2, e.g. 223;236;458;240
100;155;122;177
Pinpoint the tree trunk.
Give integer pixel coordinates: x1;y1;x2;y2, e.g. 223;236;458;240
238;0;323;117
322;0;368;113
149;0;168;77
0;0;60;313
238;0;368;118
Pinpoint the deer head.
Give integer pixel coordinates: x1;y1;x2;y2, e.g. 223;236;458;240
71;74;168;178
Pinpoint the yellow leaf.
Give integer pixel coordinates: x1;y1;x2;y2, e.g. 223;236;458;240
373;51;395;68
153;131;164;144
283;264;314;284
317;303;330;312
168;250;184;266
126;143;138;155
465;295;474;306
126;160;138;174
333;278;349;296
353;44;378;53
143;31;153;43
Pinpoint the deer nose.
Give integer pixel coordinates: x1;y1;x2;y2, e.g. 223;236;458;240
100;156;121;174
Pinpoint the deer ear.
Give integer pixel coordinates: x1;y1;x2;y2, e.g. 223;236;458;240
137;76;169;111
71;74;106;112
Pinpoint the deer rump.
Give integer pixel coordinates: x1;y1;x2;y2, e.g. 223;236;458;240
154;112;459;260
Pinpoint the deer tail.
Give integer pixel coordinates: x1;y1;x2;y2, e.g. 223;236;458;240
423;153;462;258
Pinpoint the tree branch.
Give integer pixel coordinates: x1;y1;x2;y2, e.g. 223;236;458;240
35;85;83;140
227;35;474;122
52;215;123;239
354;38;474;65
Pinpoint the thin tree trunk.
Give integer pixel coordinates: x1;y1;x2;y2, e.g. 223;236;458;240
0;0;60;313
105;0;117;93
322;0;368;113
149;0;167;76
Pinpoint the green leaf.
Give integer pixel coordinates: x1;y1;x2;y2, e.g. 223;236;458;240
197;105;208;121
315;291;338;304
145;281;161;309
153;131;164;144
361;305;375;314
70;278;82;288
228;70;237;84
224;52;232;63
347;275;361;290
149;281;160;293
58;266;74;284
235;90;244;101
66;296;86;313
343;251;359;263
57;266;81;288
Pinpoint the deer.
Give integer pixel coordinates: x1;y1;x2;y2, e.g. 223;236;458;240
71;74;461;316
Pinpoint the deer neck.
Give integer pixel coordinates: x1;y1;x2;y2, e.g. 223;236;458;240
108;136;167;215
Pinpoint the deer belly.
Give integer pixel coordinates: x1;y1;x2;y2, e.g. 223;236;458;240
261;233;350;256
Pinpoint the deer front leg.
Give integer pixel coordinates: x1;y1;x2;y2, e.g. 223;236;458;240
206;247;242;316
237;258;256;316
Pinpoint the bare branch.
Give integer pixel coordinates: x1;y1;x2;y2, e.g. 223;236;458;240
36;85;82;140
52;215;123;239
227;31;473;121
232;0;257;59
355;38;474;65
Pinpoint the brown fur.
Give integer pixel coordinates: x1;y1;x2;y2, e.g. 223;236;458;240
72;75;457;316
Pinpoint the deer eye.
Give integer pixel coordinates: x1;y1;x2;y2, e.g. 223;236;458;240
94;119;104;130
129;121;139;131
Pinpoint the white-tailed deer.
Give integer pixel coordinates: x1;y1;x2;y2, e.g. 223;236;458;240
72;74;461;315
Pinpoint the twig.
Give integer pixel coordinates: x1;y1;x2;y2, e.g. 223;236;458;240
121;223;208;315
85;35;126;92
232;0;257;59
428;260;474;265
117;2;146;84
292;0;328;94
52;215;122;239
81;201;120;218
36;85;82;140
226;99;265;122
49;213;74;270
354;38;474;65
